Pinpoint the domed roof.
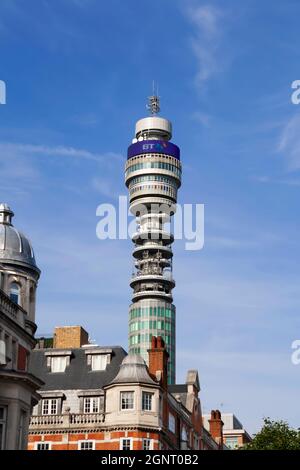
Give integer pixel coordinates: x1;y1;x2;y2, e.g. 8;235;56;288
111;354;157;385
0;203;40;274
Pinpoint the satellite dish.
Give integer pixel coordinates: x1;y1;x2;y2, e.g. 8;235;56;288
132;138;137;144
138;136;144;142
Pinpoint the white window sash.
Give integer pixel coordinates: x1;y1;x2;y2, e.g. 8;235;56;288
51;356;67;373
120;392;134;410
83;397;100;414
78;440;95;450
120;438;132;450
91;354;107;371
42;399;58;415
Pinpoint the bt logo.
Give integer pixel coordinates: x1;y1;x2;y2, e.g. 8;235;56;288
0;80;6;105
142;142;167;152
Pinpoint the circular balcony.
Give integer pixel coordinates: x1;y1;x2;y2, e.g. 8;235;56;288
132;290;173;302
132;244;173;259
132;229;174;245
130;273;175;289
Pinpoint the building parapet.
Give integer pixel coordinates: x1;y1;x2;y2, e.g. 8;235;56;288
29;412;105;430
0;288;27;328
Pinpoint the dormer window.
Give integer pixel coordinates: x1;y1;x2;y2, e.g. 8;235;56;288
91;354;107;371
83;397;100;414
45;351;72;373
51;356;67;373
84;348;112;371
42;399;58;415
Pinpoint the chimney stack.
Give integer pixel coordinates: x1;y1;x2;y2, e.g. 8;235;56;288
53;326;89;349
208;410;224;449
147;336;169;389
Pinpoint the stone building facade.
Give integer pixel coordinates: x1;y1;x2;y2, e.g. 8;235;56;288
0;204;42;449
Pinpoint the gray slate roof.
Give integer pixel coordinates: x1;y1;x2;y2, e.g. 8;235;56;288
30;346;127;391
169;384;188;407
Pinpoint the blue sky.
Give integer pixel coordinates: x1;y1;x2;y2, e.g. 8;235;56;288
0;0;300;434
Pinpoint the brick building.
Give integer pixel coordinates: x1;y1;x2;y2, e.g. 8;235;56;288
28;326;225;450
203;412;251;449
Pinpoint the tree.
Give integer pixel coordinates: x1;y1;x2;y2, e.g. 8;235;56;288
243;418;300;450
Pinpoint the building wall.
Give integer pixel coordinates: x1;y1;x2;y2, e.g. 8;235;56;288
0;289;42;450
28;430;161;450
105;384;160;428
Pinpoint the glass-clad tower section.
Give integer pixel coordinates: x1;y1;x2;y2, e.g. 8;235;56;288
125;96;182;384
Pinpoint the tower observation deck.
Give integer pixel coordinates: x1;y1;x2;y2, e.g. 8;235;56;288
125;95;182;384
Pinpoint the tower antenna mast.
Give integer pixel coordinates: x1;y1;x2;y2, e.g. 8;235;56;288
147;81;160;115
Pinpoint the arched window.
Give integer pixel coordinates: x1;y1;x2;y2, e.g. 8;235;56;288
10;282;20;305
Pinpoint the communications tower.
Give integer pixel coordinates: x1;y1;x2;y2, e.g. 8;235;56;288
125;95;182;383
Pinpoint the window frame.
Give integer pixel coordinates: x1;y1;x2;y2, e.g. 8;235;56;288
142;438;152;450
9;282;20;305
91;354;108;371
168;412;176;434
35;442;52;450
83;397;100;414
225;436;239;449
41;398;59;416
120;438;133;450
120;391;134;411
78;440;95;451
50;356;67;373
142;391;153;411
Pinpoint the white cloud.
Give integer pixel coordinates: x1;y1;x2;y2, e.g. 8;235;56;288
0;142;122;163
185;3;224;87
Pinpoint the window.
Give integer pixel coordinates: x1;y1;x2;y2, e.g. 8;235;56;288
168;413;176;433
10;282;20;305
142;392;153;411
225;437;239;449
142;439;152;450
51;356;67;373
120;391;134;410
18;410;26;450
83;397;100;414
79;441;95;451
36;443;51;450
91;354;107;371
120;438;132;450
0;406;7;450
42;399;58;415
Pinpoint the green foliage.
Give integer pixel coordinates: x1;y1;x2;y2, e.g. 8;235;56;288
243;418;300;450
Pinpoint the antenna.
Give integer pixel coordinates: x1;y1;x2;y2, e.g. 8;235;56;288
147;81;160;115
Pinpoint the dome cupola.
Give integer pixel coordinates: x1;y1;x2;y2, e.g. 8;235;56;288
0;203;40;323
0;203;40;275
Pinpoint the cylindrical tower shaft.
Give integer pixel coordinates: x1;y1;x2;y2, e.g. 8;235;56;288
125;98;181;384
